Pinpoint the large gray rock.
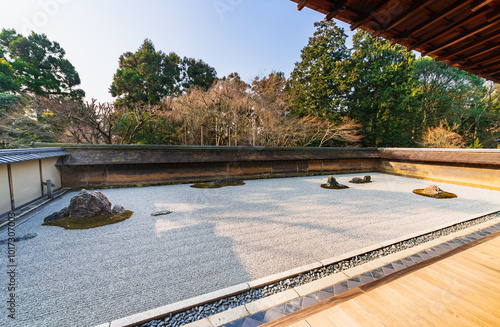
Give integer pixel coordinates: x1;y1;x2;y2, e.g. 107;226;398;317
43;207;69;223
210;177;242;188
68;189;112;219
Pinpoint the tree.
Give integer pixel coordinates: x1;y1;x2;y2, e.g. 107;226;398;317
413;57;491;146
288;21;350;119
0;58;18;92
0;29;84;100
110;39;217;108
0;96;58;147
345;30;417;147
421;122;465;148
172;75;251;146
110;39;180;107
180;57;217;91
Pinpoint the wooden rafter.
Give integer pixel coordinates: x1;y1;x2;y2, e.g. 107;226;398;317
349;0;392;31
423;18;500;56
372;0;435;37
297;0;309;11
407;5;494;51
431;27;500;60
391;0;478;46
325;0;350;21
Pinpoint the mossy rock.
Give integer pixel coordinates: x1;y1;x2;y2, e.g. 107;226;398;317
190;182;245;189
320;184;349;190
413;189;457;199
42;211;134;230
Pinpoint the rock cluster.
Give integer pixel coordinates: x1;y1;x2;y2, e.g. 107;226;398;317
326;176;344;187
210;177;242;188
351;176;371;183
422;185;444;195
326;176;337;187
44;189;125;223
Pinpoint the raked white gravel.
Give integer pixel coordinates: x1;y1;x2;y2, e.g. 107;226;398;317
1;172;499;327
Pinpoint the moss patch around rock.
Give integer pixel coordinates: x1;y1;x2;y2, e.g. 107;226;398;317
42;211;134;230
349;181;372;184
190;182;246;189
320;184;349;190
412;189;457;199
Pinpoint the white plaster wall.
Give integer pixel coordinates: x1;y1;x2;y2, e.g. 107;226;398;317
0;165;10;214
11;161;41;208
41;157;61;194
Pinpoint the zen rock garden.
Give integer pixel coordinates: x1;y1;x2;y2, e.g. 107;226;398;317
42;189;133;229
413;184;457;199
191;177;245;189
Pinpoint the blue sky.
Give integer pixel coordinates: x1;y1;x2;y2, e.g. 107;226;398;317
0;0;353;102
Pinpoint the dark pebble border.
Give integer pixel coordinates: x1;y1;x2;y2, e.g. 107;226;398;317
139;211;500;327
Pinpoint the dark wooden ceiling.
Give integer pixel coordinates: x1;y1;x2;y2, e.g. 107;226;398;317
290;0;500;84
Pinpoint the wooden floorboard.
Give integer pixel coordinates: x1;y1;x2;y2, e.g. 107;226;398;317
263;232;500;327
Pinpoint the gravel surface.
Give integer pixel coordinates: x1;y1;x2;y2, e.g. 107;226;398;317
1;173;499;327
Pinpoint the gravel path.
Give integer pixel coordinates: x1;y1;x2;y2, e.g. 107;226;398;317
1;173;499;327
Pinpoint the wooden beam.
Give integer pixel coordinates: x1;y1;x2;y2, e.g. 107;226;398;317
39;159;44;197
466;54;500;68
325;0;349;21
470;62;500;75
7;164;15;212
431;29;500;61
391;0;477;45
423;18;500;56
372;0;434;37
297;0;309;11
486;7;500;21
470;0;494;12
408;5;493;51
443;44;500;64
349;0;392;31
477;69;500;79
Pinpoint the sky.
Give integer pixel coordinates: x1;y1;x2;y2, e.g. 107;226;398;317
0;0;354;103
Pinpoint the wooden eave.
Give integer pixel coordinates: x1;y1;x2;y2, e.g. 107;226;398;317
290;0;500;83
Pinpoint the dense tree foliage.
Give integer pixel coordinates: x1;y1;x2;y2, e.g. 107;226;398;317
289;21;350;119
110;39;217;107
110;40;180;107
0;29;84;100
0;58;18;93
346;31;417;147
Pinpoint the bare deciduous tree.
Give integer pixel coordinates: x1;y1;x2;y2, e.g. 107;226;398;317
421;122;465;148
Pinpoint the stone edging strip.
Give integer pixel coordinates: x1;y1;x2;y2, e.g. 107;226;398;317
97;211;500;327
